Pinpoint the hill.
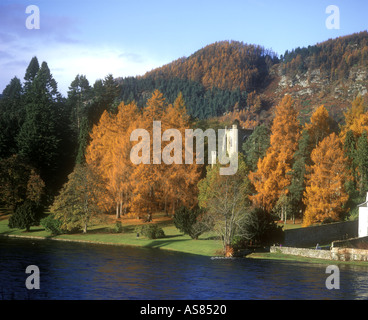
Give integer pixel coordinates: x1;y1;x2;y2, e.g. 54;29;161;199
117;31;368;125
264;31;368;125
118;41;278;119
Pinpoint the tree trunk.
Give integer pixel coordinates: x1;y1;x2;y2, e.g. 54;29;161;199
116;202;120;219
283;205;287;224
225;245;233;257
164;196;168;216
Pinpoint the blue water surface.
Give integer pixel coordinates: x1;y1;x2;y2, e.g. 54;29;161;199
0;237;367;300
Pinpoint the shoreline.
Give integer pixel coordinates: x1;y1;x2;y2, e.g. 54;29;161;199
0;230;221;257
2;232;368;267
0;233;196;254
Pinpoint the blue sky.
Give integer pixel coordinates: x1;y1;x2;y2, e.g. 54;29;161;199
0;0;367;96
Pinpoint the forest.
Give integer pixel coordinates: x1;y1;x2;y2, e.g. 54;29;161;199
280;31;368;79
1;31;368;254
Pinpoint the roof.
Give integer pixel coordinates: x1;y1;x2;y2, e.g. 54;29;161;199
358;193;368;207
358;201;368;208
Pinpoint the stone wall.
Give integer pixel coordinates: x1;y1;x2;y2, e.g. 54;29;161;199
270;246;332;260
283;220;358;248
331;247;368;261
270;245;368;262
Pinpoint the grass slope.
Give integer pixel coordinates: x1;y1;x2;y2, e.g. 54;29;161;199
0;211;223;257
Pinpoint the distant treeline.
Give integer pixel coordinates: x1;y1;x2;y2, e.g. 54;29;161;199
280;31;368;79
118;76;248;119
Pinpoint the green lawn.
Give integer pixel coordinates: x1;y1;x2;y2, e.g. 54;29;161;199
0;210;302;258
0;215;223;257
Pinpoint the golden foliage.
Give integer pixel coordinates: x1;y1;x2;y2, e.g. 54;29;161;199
305;105;332;148
340;95;368;141
303;133;350;226
85;91;202;219
249;95;301;211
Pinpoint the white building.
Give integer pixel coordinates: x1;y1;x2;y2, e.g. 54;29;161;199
211;125;238;166
358;193;368;238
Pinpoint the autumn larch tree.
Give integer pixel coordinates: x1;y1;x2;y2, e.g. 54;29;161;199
304;105;333;149
303;133;350;226
340;95;368;141
248;95;301;217
86;101;140;218
285;105;334;222
85;90;201;220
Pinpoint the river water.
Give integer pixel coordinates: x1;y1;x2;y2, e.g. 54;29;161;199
0;237;367;300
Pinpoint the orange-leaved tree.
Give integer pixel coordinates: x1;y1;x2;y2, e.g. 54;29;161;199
129;90;167;218
249;95;301;214
86;101;139;217
86;90;202;220
130;90;201;217
304;105;333;148
340;95;368;141
303;133;350;226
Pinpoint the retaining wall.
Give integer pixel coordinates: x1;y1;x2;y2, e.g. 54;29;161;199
284;220;358;247
271;245;368;262
270;246;332;260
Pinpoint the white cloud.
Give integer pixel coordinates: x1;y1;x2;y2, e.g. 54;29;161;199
0;3;167;96
0;40;165;96
43;44;163;95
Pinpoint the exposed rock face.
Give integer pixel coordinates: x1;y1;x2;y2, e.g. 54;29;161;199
260;64;368;123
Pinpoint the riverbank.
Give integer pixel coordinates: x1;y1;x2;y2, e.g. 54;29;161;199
2;214;368;267
0;216;223;257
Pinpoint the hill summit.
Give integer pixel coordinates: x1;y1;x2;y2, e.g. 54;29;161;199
118;31;368;125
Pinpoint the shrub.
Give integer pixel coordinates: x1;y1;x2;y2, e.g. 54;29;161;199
8;200;44;232
238;207;284;247
173;206;212;239
114;221;123;233
40;214;63;235
138;224;165;239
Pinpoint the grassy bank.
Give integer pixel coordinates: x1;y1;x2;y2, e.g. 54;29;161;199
2;210;368;267
0;213;223;257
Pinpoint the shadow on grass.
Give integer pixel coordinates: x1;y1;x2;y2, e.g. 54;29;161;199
86;227;114;234
27;228;44;233
0;208;12;221
160;234;183;239
143;238;191;249
201;235;221;241
0;230;15;236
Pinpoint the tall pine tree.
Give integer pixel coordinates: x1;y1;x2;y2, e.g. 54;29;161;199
0;77;24;158
17;59;68;191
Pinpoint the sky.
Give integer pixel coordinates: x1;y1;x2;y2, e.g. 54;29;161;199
0;0;367;96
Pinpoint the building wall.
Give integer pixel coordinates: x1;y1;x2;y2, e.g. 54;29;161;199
283;220;358;248
359;207;368;237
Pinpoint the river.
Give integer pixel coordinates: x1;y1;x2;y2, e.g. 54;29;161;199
0;237;367;300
